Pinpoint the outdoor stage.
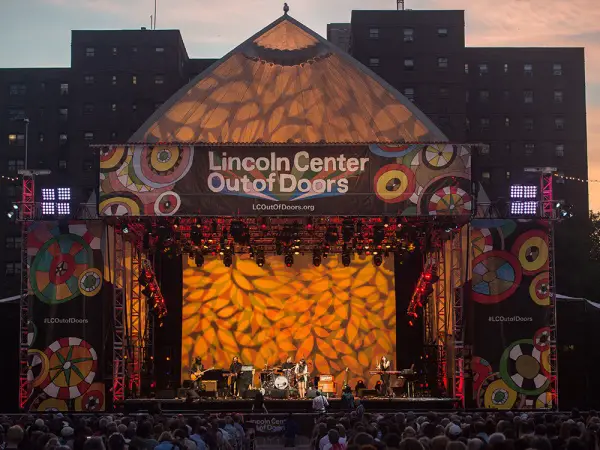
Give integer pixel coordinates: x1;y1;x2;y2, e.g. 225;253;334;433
118;397;459;414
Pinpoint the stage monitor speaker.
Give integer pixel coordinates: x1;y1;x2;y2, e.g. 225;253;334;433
156;389;175;399
358;388;378;397
186;389;200;401
306;388;318;399
243;389;259;399
198;391;216;398
265;389;289;399
200;380;217;392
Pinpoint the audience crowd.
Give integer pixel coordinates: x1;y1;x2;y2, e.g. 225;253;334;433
0;408;599;450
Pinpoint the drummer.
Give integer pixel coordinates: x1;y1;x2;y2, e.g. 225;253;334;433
281;357;295;370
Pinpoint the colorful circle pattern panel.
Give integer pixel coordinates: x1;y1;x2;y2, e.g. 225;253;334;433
374;164;415;204
74;382;105;412
78;268;102;297
31;393;69;412
154;191;182;216
511;230;549;275
534;327;551;351
99;193;144;216
133;145;194;189
477;373;520;410
30;234;93;304
428;185;472;216
472;356;492;394
500;339;550;396
471;228;493;259
472;251;522;304
99;146;127;173
529;272;551;306
27;349;49;388
422;144;457;170
41;337;98;400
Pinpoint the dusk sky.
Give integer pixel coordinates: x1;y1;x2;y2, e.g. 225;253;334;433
1;0;598;209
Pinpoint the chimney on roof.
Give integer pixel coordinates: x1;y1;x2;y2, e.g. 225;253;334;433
283;3;289;15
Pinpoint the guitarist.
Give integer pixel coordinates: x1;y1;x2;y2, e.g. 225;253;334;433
229;356;243;397
190;356;205;390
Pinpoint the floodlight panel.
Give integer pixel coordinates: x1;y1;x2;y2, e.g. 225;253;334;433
57;187;71;201
510;185;524;199
42;188;55;201
41;202;55;215
57;203;70;216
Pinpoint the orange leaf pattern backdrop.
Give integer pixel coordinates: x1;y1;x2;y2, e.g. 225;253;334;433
181;254;396;393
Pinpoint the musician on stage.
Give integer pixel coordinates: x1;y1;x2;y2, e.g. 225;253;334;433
190;356;204;390
376;355;392;396
281;357;295;370
229;356;243;397
294;358;309;398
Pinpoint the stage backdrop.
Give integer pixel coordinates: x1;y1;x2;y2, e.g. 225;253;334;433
99;144;473;217
25;221;106;412
468;219;553;409
181;254;396;392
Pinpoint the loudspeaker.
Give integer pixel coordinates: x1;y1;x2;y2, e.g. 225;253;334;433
156;389;175;399
201;380;217;392
186;389;200;401
198;391;216;398
243;389;259;399
306;388;318;399
358;388;378;397
265;389;289;399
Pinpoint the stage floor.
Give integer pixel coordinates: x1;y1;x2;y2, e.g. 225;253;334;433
118;397;459;414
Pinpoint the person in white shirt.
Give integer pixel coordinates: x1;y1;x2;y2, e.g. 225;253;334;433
312;391;329;414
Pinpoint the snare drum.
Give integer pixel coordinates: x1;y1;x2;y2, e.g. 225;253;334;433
274;375;289;390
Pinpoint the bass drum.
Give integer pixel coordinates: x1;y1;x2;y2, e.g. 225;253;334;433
274;375;289;390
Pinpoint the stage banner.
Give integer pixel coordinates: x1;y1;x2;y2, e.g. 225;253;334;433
99;144;472;217
467;219;553;410
244;414;314;447
25;221;106;412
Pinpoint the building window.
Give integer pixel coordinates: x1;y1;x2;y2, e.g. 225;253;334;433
5;262;21;276
404;88;415;101
464;63;469;74
439;87;449;98
83;103;94;114
481;171;491;181
369;28;379;39
59;133;68;144
155;47;165;53
154;75;164;85
8;134;25;146
132;104;137;111
112;47;118;56
111;75;117;86
60;83;69;95
404;58;414;69
524;118;534;130
59;108;68;120
132;75;137;85
555;144;565;157
478;64;488;75
553;63;563;76
83;160;93;171
8;159;25;172
8;109;25;120
524;90;534;103
84;75;94;85
437;57;448;69
480;118;490;129
504;63;509;73
437;28;448;37
369;58;380;67
554;90;564;103
403;28;414;42
465;91;470;102
479;90;490;102
503;90;510;101
9;84;27;95
524;143;535;155
5;237;22;249
85;47;95;57
505;117;510;127
506;171;512;180
524;63;533;76
111;103;117;112
110;131;118;140
39;133;44;143
84;132;94;141
479;145;490;155
555;117;565;130
58;160;67;170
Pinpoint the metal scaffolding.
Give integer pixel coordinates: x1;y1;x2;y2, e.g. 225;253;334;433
128;247;143;398
112;229;127;404
450;230;466;403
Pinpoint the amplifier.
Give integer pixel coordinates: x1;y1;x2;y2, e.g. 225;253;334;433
241;365;254;371
319;374;333;382
306;388;318;398
265;388;289;399
318;382;336;394
358;388;378;397
201;380;217;392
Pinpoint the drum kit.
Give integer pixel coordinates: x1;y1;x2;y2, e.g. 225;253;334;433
260;366;297;394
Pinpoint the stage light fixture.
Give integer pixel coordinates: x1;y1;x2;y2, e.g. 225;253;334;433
285;253;294;267
276;241;283;255
122;225;130;234
422;284;434;297
342;249;352;267
256;250;265;267
223;251;233;267
191;228;203;246
230;220;246;243
373;225;385;245
326;226;338;244
342;219;354;242
312;250;321;267
41;202;55;215
373;253;383;267
194;252;204;267
7;211;14;219
57;187;71;201
42;188;55;201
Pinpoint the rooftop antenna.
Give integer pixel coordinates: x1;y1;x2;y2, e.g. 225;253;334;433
283;3;289;15
397;0;405;10
154;0;157;29
150;15;153;30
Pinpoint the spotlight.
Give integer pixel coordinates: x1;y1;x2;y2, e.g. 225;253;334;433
342;219;354;242
276;241;283;255
12;204;18;210
285;253;294;267
342;249;351;267
230;220;246;244
373;225;385;245
122;225;130;234
312;250;322;267
373;254;383;267
7;211;14;219
195;252;204;267
223;251;233;267
422;284;434;297
191;228;203;246
326;226;338;244
256;250;265;267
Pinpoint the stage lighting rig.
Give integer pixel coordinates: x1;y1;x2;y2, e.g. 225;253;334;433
256;250;265;267
342;219;354;242
326;226;338;244
191;227;203;246
342;246;352;267
194;252;204;267
373;253;383;267
285;252;294;267
373;224;385;245
223;250;233;267
312;250;322;267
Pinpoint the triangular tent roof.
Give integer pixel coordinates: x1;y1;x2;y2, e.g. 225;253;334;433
130;14;447;144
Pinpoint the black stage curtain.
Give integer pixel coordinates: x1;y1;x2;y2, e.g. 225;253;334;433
0;302;20;412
